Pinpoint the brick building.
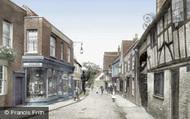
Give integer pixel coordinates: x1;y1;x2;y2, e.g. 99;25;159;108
136;0;190;118
22;5;74;105
0;0;26;107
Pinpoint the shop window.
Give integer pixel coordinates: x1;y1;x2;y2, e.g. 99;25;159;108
27;68;46;99
172;0;184;24
61;43;64;60
67;47;71;63
58;72;63;95
53;70;58;96
3;21;12;48
0;66;7;95
151;26;157;47
154;72;164;97
27;29;38;53
50;36;56;57
48;69;53;97
63;73;68;94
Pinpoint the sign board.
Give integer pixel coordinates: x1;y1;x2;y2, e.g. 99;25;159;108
23;63;42;67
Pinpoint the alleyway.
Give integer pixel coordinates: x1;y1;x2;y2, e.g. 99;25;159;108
49;90;126;119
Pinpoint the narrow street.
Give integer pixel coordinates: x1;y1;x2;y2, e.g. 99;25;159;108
49;90;126;119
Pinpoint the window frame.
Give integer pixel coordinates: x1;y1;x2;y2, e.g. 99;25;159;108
67;47;71;63
27;29;38;53
61;43;64;61
50;36;56;57
0;66;7;95
3;21;13;48
154;72;164;97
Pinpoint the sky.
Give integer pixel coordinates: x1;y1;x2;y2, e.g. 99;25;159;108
11;0;156;68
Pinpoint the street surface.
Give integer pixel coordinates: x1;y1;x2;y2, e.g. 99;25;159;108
49;90;126;119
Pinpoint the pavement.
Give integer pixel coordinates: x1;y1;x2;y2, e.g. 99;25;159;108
48;89;154;119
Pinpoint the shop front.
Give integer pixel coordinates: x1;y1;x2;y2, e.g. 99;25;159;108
22;56;75;105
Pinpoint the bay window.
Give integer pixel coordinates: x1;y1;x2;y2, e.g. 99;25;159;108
27;30;38;53
3;21;12;48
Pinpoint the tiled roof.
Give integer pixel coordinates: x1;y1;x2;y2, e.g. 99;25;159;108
103;52;118;71
122;40;134;55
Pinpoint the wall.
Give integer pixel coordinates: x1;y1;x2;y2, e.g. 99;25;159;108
179;66;190;119
147;70;172;119
0;0;26;106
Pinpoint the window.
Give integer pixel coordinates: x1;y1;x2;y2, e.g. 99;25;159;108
151;26;157;47
187;0;190;18
48;69;53;97
3;21;12;47
0;66;7;95
67;47;71;63
50;36;56;57
172;0;184;23
132;78;135;96
61;43;64;60
132;56;135;70
154;72;164;97
27;30;38;53
58;72;63;95
27;68;46;99
128;57;130;71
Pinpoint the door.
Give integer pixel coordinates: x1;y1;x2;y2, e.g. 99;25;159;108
15;77;23;105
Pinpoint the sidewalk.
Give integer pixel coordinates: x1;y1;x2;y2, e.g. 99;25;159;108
48;90;89;112
113;94;154;119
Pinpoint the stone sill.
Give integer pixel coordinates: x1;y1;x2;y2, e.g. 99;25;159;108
153;94;164;100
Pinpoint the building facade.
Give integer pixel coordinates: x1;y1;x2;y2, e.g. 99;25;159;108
123;40;140;106
22;6;74;105
136;0;190;118
73;59;82;93
0;0;26;107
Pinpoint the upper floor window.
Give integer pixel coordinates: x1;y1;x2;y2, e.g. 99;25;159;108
67;47;71;63
154;72;164;97
132;55;135;70
172;0;184;24
151;26;157;47
0;66;7;95
128;57;130;71
61;43;64;60
3;21;12;48
27;30;38;53
50;36;56;57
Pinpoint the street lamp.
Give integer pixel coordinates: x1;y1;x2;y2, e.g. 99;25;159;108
73;41;84;54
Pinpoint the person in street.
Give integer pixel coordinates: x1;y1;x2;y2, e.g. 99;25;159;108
96;85;99;94
74;87;79;101
110;86;113;94
101;86;104;95
91;85;94;91
81;71;86;95
111;91;116;102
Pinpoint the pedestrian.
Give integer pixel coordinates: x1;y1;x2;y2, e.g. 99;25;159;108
111;91;116;102
101;86;104;95
96;85;99;94
81;71;86;95
74;87;79;101
110;86;113;94
91;85;94;91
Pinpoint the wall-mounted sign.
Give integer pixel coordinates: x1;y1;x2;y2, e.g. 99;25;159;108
23;63;42;67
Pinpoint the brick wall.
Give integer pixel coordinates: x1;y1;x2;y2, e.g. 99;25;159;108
0;0;26;106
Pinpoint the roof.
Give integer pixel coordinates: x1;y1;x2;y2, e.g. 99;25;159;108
124;40;139;57
103;52;118;71
122;40;134;55
74;59;82;67
22;5;38;16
